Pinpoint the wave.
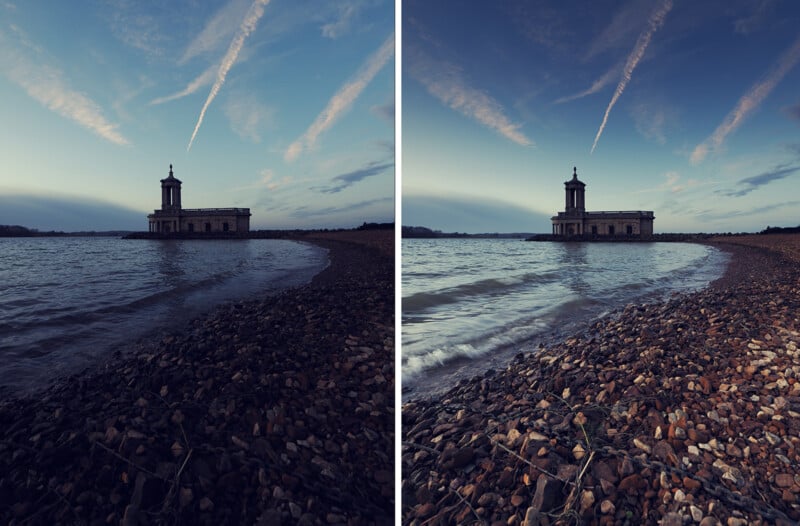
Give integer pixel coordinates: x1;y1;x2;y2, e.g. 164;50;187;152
403;270;561;312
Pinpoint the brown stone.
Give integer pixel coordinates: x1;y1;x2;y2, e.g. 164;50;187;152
618;474;645;491
775;473;795;488
682;477;702;491
532;475;563;513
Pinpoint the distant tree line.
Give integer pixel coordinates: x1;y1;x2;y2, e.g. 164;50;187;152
356;222;394;231
0;225;69;237
761;225;800;234
0;225;36;236
0;225;134;237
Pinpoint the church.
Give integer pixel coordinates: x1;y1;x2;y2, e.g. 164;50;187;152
147;164;251;234
551;167;654;237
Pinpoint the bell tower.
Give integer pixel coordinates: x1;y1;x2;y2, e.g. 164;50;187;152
564;166;585;215
160;164;182;211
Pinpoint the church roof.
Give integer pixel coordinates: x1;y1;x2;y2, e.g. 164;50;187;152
160;163;182;184
564;166;585;186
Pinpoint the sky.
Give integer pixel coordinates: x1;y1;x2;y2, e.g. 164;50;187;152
402;0;800;234
0;0;394;231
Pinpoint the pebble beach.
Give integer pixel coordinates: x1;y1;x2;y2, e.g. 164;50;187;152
402;234;800;525
0;230;394;525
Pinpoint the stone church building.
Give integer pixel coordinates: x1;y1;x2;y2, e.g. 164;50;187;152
551;167;654;237
147;164;251;234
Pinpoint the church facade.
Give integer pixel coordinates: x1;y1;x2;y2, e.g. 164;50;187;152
147;165;251;234
551;168;654;237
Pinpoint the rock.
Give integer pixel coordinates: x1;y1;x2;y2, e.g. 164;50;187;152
199;497;214;511
579;490;595;514
532;475;563;513
179;487;193;508
775;473;794;488
522;507;541;526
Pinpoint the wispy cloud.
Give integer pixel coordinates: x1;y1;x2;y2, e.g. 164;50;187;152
322;1;362;39
722;164;800;197
224;92;274;142
180;0;250;64
631;101;672;144
0;28;130;146
105;3;166;57
584;1;654;61
691;33;800;164
407;48;532;147
590;0;672;154
187;0;270;151
734;0;776;35
318;160;393;194
698;200;800;221
660;171;699;193
505;3;570;52
150;63;216;105
259;169;291;191
289;196;393;219
554;65;618;104
784;102;800;122
284;32;394;162
371;98;395;123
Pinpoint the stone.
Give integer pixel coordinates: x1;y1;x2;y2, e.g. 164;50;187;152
775;473;794;488
532;475;563;513
579;490;595;514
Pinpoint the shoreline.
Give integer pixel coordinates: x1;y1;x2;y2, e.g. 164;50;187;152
0;230;394;525
402;234;800;524
402;240;729;403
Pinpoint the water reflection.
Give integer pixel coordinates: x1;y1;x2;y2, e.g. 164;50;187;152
560;242;589;295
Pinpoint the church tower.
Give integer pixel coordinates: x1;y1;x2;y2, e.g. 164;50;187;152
160;164;182;211
564;166;585;216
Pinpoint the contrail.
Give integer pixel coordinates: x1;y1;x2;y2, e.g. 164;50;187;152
691;32;800;164
554;65;618;105
1;26;130;145
590;0;672;154
150;64;216;105
187;0;270;151
284;32;394;162
407;47;532;146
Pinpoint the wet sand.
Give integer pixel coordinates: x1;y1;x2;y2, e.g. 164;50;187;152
402;234;800;525
0;230;394;525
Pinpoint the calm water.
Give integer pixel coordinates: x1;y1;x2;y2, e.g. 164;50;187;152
402;239;729;400
0;237;328;395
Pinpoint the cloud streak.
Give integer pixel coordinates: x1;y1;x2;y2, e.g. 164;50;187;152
590;0;672;154
319;160;394;194
0;29;130;146
187;0;270;151
554;65;618;104
691;33;800;164
150;63;216;105
723;164;800;197
180;0;250;64
284;32;395;162
407;48;532;147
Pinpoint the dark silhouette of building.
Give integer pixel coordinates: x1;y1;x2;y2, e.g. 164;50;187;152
551;167;654;237
147;164;250;234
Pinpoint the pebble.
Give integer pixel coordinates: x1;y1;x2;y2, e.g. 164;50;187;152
0;233;394;526
403;238;800;525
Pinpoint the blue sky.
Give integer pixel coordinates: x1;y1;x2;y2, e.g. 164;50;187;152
0;0;394;231
402;0;800;233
